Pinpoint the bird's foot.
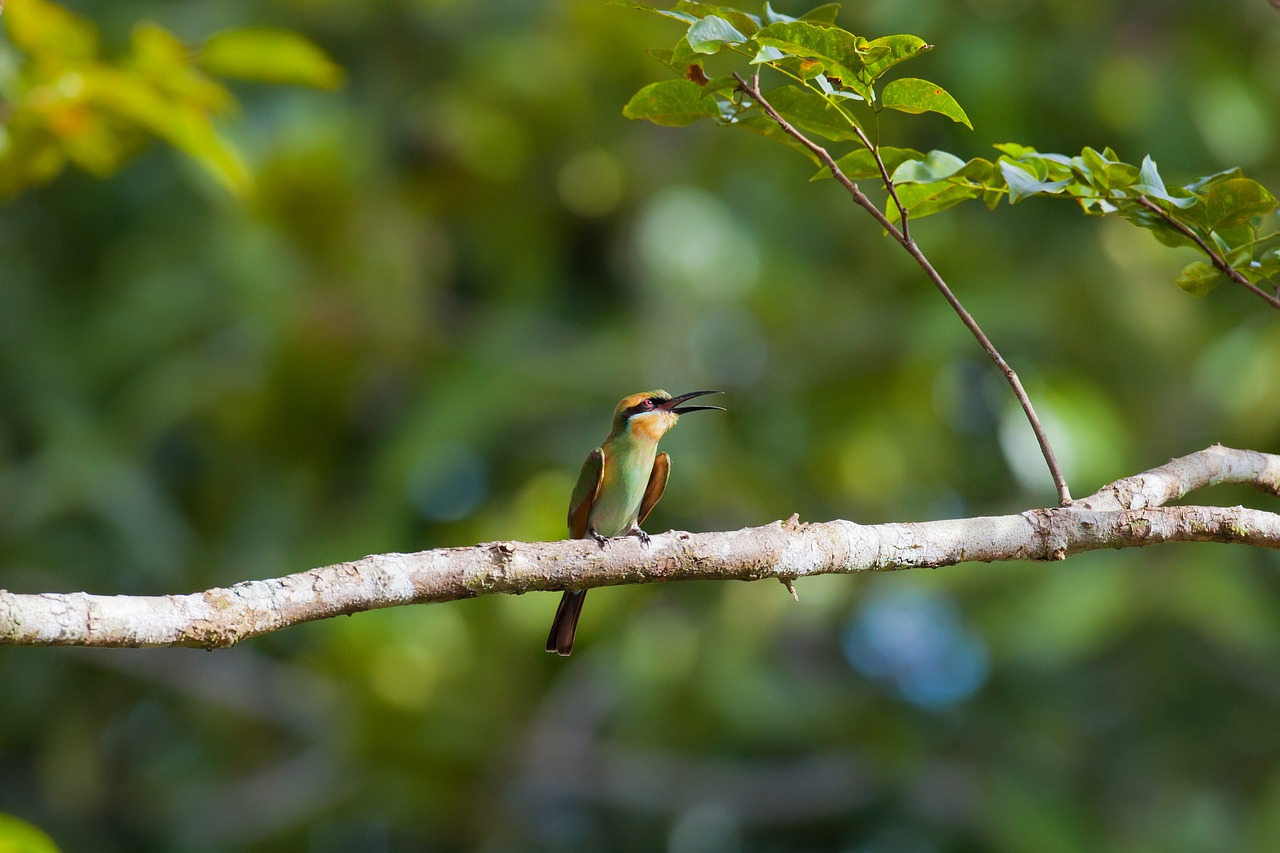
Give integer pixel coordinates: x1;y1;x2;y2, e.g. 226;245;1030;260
631;527;651;546
590;529;608;548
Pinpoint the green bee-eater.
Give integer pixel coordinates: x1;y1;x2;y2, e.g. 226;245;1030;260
545;389;724;656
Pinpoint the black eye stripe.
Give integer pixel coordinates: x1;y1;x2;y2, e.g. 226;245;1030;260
624;397;666;419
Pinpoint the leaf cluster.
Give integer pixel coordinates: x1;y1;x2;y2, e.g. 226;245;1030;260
0;0;344;196
618;1;1280;298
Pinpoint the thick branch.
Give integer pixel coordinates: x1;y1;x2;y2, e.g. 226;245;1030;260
1;446;1276;649
733;73;1072;505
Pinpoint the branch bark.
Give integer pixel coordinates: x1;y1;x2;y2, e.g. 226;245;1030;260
2;446;1277;649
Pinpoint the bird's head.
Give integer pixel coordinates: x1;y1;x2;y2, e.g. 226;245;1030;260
611;389;724;441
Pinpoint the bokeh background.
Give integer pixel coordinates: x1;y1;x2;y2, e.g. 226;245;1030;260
3;0;1280;850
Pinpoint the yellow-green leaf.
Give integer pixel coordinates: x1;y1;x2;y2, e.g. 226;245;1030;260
4;0;98;59
880;77;971;128
1174;261;1226;297
623;79;720;126
200;28;345;90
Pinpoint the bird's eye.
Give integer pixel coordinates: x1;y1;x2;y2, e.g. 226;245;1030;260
641;398;655;410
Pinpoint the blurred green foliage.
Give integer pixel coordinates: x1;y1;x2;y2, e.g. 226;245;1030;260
1;0;1279;851
0;0;341;196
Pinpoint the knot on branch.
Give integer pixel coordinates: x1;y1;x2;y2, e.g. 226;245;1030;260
1027;508;1069;561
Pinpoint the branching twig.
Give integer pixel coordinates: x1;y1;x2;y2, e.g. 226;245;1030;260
851;123;911;244
2;446;1275;649
734;73;1073;505
1136;196;1280;311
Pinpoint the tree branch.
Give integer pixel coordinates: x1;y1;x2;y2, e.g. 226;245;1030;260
1136;196;1280;311
733;73;1073;505
2;446;1276;649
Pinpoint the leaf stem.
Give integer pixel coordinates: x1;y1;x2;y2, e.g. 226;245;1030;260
733;71;1073;506
1136;196;1280;311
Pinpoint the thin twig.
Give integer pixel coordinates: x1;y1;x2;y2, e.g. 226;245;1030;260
733;73;1073;505
852;123;911;245
1136;196;1280;311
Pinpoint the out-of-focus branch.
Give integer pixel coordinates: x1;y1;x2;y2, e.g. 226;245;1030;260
1;446;1276;649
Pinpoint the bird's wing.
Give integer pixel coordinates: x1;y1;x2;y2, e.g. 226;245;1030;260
567;447;605;539
637;451;670;527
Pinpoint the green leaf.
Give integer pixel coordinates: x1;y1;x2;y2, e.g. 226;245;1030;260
880;78;971;128
1185;167;1244;194
686;15;748;54
1175;261;1226;296
892;150;966;183
1072;146;1139;193
645;47;680;71
674;2;761;35
1120;207;1198;248
731;113;822;165
200;29;345;90
765;85;860;140
1074;147;1109;188
800;4;843;24
1198;177;1279;231
611;0;699;24
814;146;923;181
1133;155;1196;208
622;79;721;126
4;0;99;59
762;2;798;24
993;142;1040;159
645;37;702;72
860;35;931;82
999;160;1072;203
1249;248;1280;284
1211;222;1255;254
760;2;841;25
959;157;1002;209
886;179;981;224
753;22;869;94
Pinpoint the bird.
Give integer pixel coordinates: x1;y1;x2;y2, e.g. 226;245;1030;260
545;389;724;656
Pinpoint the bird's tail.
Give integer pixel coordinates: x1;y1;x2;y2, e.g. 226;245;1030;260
545;589;586;656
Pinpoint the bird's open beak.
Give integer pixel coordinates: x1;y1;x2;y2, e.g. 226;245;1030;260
661;390;726;415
